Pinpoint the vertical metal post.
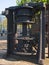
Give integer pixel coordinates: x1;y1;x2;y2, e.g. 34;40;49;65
48;10;49;58
39;9;45;64
48;35;49;57
13;12;16;33
39;11;43;64
22;23;27;36
7;10;14;56
7;10;16;56
22;23;27;52
13;11;16;51
42;10;45;59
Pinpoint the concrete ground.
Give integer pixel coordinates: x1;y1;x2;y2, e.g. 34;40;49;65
0;40;49;65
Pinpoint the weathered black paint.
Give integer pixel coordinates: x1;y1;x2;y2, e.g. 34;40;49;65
42;10;45;59
4;3;45;60
7;10;16;55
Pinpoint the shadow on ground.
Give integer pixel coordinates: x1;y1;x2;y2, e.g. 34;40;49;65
3;54;38;64
0;51;38;64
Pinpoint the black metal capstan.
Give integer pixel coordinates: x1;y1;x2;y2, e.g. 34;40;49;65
2;2;45;62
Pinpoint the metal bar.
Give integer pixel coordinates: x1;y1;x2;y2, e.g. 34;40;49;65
46;4;49;58
13;12;16;33
7;11;16;56
42;10;45;59
13;52;32;55
22;23;27;36
39;9;45;64
39;11;43;62
38;11;44;65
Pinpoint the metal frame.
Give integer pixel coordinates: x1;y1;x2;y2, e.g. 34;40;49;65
3;3;45;64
